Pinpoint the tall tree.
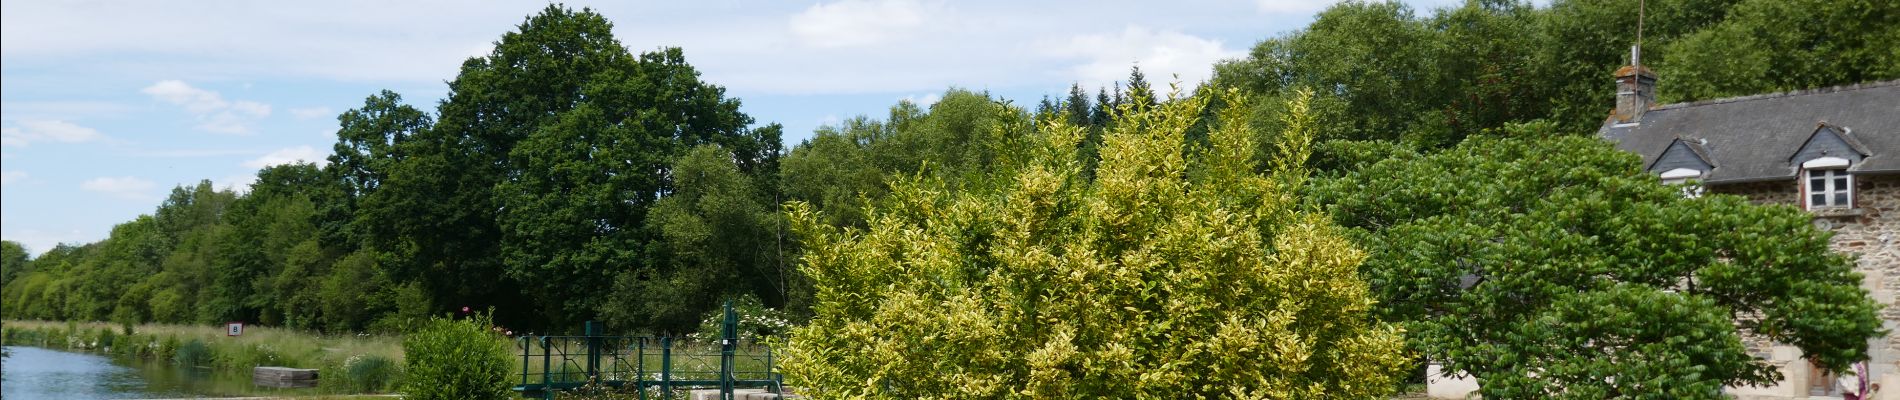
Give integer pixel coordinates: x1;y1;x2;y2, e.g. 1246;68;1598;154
602;145;788;332
1216;0;1445;144
361;5;637;326
0;240;28;289
1124;65;1158;110
324;90;432;250
1090;88;1113;127
780;117;890;229
1658;0;1900;102
228;163;333;328
1062;83;1092;129
494;45;770;326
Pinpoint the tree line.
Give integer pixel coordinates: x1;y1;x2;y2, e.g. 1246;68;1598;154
3;1;1897;394
3;6;790;334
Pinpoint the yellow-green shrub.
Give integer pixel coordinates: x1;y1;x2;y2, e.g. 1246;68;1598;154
781;88;1409;398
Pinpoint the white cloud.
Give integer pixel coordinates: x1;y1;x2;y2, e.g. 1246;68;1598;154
790;0;940;48
0;120;105;147
902;92;942;108
142;79;229;113
1;170;25;185
1043;26;1244;91
81;176;158;201
141;80;272;134
218;174;258;194
1;2;509;82
232;100;272;117
198;112;256;135
243;146;329;169
289;106;334;120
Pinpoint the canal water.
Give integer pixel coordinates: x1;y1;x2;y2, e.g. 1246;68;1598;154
1;345;325;399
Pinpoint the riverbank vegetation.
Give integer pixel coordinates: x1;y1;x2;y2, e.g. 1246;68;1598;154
1;319;405;394
2;0;1897;397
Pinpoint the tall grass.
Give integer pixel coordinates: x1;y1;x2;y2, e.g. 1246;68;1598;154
2;319;406;393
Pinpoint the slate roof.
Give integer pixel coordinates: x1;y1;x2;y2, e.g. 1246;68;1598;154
1599;80;1900;184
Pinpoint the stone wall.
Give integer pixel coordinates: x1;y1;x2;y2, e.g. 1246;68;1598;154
1709;180;1802;205
1710;173;1900;399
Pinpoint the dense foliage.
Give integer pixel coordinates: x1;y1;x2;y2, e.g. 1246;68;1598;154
1213;0;1899;161
1;5;791;334
402;313;514;400
782;90;1410;397
1311;130;1883;398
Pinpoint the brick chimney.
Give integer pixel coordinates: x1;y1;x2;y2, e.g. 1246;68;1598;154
1613;46;1657;124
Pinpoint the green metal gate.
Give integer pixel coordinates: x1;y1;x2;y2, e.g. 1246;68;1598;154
511;302;783;399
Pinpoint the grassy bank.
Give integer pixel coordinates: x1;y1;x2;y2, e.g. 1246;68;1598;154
1;320;405;394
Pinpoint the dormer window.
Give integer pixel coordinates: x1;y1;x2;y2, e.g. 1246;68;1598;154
1658;168;1705;198
1802;157;1852;210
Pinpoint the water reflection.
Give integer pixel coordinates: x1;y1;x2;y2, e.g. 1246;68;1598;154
2;345;181;399
2;345;329;399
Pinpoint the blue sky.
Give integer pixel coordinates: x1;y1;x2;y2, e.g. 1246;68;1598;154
1;0;1465;255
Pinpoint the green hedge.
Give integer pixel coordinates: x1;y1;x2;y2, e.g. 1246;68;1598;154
401;313;514;400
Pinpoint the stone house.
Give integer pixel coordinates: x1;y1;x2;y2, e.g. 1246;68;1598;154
1598;67;1900;399
1427;68;1899;399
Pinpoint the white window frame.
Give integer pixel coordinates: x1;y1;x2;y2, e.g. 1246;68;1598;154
1802;157;1853;210
1659;168;1704;198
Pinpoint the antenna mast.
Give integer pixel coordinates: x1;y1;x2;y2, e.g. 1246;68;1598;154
1634;0;1646;68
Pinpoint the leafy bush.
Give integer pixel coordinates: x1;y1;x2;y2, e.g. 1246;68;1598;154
402;313;513;400
95;326;115;349
782;89;1409;397
173;338;210;366
154;336;178;362
344;353;401;393
692;295;793;340
369;283;433;334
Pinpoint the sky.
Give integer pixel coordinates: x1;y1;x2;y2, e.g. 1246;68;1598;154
0;0;1467;256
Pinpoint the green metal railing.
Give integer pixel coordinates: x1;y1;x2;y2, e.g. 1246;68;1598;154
512;302;782;399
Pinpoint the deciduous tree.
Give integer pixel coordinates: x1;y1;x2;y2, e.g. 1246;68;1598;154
1312;129;1883;398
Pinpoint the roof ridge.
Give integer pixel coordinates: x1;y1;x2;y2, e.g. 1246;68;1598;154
1653;79;1900;111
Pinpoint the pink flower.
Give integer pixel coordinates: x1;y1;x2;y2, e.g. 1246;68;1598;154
461;306;471;313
